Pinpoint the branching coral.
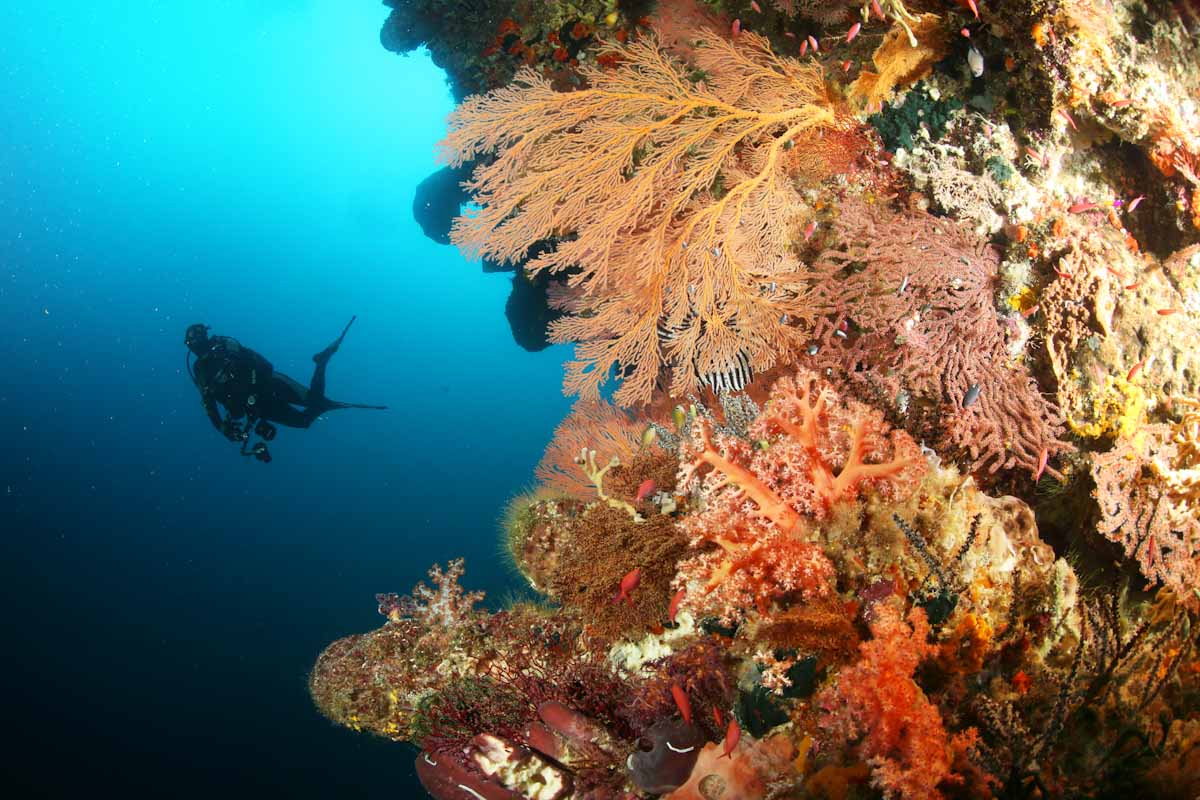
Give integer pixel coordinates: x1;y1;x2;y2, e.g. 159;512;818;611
441;30;852;405
804;199;1070;479
1092;414;1200;609
818;604;980;800
375;558;485;629
673;370;924;623
536;399;647;499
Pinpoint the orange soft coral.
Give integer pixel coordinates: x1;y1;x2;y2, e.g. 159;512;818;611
818;604;979;800
762;373;924;514
673;371;925;623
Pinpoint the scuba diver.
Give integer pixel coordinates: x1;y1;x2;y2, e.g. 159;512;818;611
184;317;386;462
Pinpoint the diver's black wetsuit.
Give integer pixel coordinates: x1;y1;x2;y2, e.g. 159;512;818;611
187;317;384;444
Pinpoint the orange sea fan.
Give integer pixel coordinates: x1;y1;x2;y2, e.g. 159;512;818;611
534;399;647;498
440;30;843;405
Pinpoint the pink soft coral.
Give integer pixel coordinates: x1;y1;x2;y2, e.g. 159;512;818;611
375;559;484;629
674;371;925;622
818;604;978;800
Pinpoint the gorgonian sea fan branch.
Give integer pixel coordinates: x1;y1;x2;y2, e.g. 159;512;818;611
439;30;841;405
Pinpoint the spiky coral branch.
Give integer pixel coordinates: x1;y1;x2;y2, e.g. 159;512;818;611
766;377;921;511
683;419;800;532
674;371;924;623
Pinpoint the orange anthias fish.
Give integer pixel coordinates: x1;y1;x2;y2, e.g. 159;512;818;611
670;683;692;724
721;717;741;759
635;479;656;502
612;568;641;605
668;589;686;625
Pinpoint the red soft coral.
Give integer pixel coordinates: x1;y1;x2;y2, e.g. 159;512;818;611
818;604;978;800
673;371;925;623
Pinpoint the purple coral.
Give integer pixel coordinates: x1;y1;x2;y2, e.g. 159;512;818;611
804;199;1070;479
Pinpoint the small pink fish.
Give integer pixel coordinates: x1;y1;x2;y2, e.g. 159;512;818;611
1069;199;1098;213
808;35;819;52
800;38;808;56
612;568;641;605
671;683;692;724
750;0;762;12
721;717;741;759
668;588;686;624
961;27;971;37
1033;447;1049;482
841;59;852;72
871;0;885;20
1058;108;1077;131
1128;195;1145;212
1109;98;1133;108
731;18;741;36
803;220;817;240
846;22;861;43
784;31;796;39
635;478;656;502
967;0;980;19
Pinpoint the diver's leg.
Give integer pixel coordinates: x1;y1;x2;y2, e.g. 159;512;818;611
260;398;310;429
312;315;356;366
309;359;329;405
309;316;355;404
271;373;308;405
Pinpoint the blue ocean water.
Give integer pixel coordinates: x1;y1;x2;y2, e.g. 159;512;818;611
0;3;570;796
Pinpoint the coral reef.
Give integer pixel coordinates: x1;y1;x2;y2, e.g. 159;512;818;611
317;2;1200;797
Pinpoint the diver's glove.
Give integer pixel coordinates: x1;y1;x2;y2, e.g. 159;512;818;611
221;419;245;442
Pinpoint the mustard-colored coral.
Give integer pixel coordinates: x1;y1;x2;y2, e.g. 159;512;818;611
1065;374;1147;440
848;13;948;109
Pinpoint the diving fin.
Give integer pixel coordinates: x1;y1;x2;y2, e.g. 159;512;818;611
313;315;357;365
324;399;387;411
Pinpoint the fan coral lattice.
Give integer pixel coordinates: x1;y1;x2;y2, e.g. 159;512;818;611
440;31;846;405
805;199;1070;478
1091;410;1200;609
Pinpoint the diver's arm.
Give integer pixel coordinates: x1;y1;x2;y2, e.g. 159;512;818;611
201;391;224;434
195;362;238;440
